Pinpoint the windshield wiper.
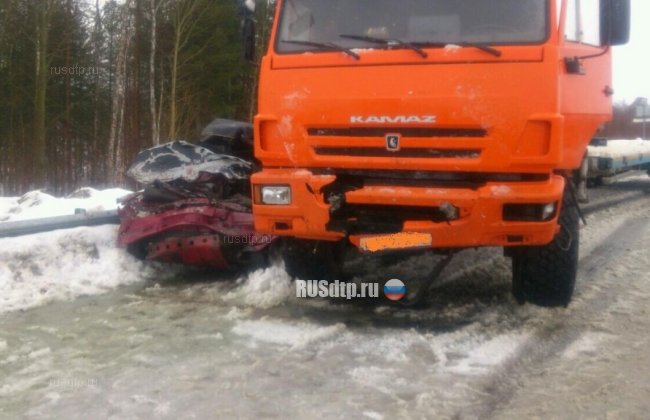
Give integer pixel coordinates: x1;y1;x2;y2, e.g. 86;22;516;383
458;42;502;57
413;41;502;57
280;39;360;60
339;34;428;58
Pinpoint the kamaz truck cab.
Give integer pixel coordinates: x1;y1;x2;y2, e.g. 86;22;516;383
243;0;630;306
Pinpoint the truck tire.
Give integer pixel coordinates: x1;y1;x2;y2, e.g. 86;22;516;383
277;239;343;281
511;187;579;307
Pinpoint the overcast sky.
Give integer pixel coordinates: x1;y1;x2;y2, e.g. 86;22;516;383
612;0;649;102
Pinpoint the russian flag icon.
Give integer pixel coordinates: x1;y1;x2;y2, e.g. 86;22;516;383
384;279;406;301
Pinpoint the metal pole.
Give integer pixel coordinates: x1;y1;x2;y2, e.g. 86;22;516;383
0;209;120;238
641;99;648;140
640;98;649;140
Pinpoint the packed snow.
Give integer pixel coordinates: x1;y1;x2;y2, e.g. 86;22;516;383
0;188;168;314
223;264;294;309
0;188;130;223
232;318;347;349
1;175;650;418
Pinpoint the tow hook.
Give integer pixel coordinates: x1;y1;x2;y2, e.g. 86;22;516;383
566;177;588;226
439;201;459;222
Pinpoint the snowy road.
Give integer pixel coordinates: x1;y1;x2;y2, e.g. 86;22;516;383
1;175;650;419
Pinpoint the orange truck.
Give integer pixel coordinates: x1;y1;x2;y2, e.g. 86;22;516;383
240;0;630;306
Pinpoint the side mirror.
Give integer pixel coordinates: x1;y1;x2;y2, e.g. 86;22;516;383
601;0;630;46
242;17;257;62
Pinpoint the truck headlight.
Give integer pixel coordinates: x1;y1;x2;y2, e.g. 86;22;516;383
542;202;556;221
261;186;291;205
503;202;558;222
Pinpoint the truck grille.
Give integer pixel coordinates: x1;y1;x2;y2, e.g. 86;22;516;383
316;169;549;190
313;147;480;159
307;127;487;137
308;126;486;159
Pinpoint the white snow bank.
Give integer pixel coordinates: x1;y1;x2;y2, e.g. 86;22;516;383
0;197;16;221
0;225;159;314
223;263;294;309
588;138;650;159
232;317;346;349
0;188;131;222
0;188;162;314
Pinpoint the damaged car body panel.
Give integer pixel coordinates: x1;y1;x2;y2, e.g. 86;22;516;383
118;119;275;269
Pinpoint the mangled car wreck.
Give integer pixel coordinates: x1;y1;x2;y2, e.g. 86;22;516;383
117;119;274;270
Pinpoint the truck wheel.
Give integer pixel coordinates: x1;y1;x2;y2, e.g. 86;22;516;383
511;188;579;307
277;239;343;281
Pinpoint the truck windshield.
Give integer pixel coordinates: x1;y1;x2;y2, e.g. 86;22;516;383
276;0;548;54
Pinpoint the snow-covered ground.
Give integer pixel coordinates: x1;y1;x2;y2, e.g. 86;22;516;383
0;189;172;314
1;175;650;418
0;188;131;223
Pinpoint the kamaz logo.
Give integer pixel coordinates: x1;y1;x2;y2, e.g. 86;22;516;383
386;134;401;151
350;115;437;124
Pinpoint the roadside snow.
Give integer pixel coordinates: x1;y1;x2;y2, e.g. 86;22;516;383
232;318;346;349
0;188;161;314
0;188;130;222
2;178;650;419
223;264;293;309
0;197;17;221
0;225;157;314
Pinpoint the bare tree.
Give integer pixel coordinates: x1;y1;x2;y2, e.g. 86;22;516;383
149;0;159;144
168;0;205;140
149;0;170;145
91;0;103;183
107;0;133;184
0;0;250;193
33;0;54;186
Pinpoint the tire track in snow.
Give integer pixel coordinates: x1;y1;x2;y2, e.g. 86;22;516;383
582;174;650;216
583;190;650;216
458;214;650;419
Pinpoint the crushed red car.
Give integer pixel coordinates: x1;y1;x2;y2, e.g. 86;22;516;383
117;119;275;270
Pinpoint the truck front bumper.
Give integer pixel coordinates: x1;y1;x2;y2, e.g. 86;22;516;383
251;169;564;250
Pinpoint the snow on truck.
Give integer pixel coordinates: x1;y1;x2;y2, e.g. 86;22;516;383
241;0;631;306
